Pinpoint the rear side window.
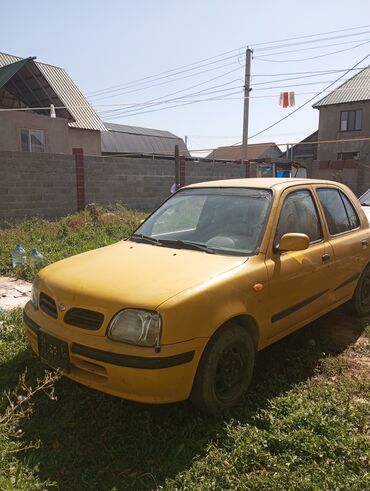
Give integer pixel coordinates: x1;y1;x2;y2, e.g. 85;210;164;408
275;189;323;245
316;188;360;235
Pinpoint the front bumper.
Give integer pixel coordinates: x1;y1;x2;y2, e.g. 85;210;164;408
23;302;206;404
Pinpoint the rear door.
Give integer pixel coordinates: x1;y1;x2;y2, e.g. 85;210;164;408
315;186;370;303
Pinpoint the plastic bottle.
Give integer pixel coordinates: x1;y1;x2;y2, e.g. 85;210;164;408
11;244;27;268
30;248;44;267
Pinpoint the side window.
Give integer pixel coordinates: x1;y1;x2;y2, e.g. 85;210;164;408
316;188;360;235
275;190;323;245
340;192;360;230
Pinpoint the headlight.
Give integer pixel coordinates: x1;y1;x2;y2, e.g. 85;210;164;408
107;309;162;347
31;276;40;309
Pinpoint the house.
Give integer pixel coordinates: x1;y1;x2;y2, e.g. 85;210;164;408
101;122;189;157
281;131;318;160
0;53;106;155
0;52;189;157
206;142;282;161
313;66;370;161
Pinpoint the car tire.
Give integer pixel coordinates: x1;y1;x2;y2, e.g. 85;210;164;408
346;264;370;317
190;323;255;414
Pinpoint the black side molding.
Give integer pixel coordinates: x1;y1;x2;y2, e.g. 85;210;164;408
334;273;360;292
271;289;329;323
71;343;195;370
23;311;40;334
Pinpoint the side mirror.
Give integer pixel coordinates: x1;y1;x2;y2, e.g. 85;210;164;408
276;233;309;252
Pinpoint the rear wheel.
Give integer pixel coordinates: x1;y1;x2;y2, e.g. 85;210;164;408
190;324;255;413
346;265;370;316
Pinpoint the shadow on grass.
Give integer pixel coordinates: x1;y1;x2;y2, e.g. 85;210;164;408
6;307;367;490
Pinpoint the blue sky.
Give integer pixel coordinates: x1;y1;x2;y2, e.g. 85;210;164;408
1;0;370;155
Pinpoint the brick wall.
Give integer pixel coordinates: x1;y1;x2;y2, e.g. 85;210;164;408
3;150;367;222
0;151;248;221
0;151;77;221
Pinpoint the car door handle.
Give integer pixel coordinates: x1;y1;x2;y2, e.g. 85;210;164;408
361;239;368;249
322;253;330;263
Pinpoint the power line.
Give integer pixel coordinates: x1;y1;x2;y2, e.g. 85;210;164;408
254;37;370;57
100;71;243;115
2;78;370;116
254;39;370;63
86;25;370;97
188;136;370;153
254;29;370;52
89;60;243;101
244;51;370;142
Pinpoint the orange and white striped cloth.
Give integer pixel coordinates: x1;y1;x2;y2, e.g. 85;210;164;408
279;91;295;108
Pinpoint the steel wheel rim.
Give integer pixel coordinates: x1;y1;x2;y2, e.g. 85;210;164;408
215;343;245;403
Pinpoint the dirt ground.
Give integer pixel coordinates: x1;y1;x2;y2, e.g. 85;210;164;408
0;276;31;311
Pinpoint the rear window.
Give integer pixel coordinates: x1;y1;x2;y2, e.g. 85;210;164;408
316;188;360;235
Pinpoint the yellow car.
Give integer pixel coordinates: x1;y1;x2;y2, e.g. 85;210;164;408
23;178;370;413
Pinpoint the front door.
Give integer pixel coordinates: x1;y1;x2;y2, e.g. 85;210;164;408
265;187;333;341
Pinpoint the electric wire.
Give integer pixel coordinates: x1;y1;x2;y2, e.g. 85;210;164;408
254;39;370;63
86;25;370;97
237;51;370;143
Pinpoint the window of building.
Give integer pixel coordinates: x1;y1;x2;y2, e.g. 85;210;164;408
275;189;323;246
340;110;362;131
337;151;360;160
20;129;45;152
316;188;360;235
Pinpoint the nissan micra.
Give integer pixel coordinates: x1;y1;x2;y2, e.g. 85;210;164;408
23;178;370;413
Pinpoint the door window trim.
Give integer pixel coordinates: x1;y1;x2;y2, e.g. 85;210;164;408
273;187;324;250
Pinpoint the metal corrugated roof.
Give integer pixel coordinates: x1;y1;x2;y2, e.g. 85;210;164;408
313;65;370;108
0;52;106;131
207;143;282;160
105;122;177;138
102;122;190;156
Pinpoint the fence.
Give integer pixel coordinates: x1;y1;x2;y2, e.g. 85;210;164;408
1;150;369;222
0;150;247;221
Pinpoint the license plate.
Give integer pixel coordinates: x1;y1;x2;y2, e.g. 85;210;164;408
38;331;70;373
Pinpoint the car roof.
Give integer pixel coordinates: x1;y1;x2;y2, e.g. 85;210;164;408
185;178;341;191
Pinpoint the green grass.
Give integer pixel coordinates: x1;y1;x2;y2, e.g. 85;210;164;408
0;206;146;281
0;308;368;490
0;213;369;489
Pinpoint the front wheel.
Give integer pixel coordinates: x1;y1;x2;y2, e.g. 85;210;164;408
346;265;370;316
190;324;255;413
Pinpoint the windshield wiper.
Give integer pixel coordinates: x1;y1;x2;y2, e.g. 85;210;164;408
158;239;215;254
130;234;163;246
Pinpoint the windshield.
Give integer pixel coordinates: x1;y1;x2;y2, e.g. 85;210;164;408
360;189;370;206
130;187;273;256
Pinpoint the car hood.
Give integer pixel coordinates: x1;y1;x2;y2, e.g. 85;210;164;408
40;241;247;310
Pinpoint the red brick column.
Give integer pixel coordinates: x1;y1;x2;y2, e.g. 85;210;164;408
72;148;85;211
179;156;186;187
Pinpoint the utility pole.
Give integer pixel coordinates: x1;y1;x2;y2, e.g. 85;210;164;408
241;48;253;163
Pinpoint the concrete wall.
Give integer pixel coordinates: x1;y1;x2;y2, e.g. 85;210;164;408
0;111;70;153
317;101;370;161
0;151;77;221
1;150;369;222
0;151;247;221
68;128;102;156
0;112;102;156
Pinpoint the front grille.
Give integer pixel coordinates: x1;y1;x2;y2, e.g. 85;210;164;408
64;308;104;330
39;292;58;319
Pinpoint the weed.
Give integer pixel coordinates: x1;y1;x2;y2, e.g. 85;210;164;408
0;206;146;281
0;311;368;490
317;355;349;377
